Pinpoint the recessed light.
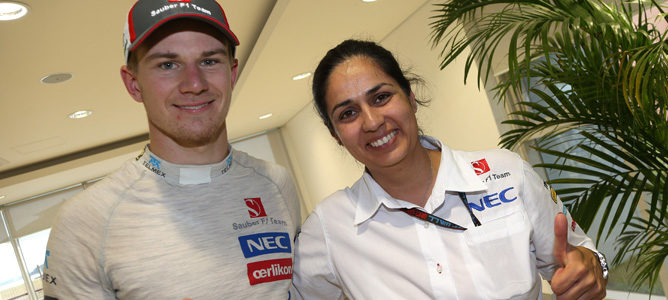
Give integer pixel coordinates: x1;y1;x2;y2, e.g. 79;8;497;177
292;72;311;81
41;73;73;84
258;113;273;120
362;0;376;2
0;2;29;21
68;110;93;119
0;195;5;200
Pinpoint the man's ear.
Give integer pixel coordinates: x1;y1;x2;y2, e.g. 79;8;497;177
120;65;143;103
230;58;239;89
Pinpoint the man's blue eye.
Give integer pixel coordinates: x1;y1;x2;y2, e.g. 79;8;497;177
202;59;219;66
159;62;175;70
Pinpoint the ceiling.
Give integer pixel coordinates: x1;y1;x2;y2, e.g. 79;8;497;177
0;0;431;202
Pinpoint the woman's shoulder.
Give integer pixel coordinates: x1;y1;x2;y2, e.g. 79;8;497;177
445;146;524;170
451;146;521;161
310;175;366;219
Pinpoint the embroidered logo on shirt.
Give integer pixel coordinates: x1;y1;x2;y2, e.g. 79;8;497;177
550;187;558;204
571;218;577;232
245;197;268;218
471;158;491;175
247;258;293;285
238;232;291;258
468;186;517;211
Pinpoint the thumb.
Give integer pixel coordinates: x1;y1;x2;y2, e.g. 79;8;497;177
553;213;569;266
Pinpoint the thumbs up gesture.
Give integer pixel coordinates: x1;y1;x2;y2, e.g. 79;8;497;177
550;213;607;299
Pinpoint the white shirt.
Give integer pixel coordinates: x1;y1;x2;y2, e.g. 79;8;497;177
292;136;595;300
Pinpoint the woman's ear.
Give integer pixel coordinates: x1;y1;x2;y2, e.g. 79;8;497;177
330;130;342;145
410;91;417;111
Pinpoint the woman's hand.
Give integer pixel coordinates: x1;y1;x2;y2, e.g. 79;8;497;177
550;213;607;300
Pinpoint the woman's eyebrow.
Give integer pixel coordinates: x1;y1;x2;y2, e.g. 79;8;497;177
365;83;390;96
330;100;352;117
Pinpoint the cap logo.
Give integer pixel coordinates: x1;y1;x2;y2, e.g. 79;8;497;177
150;2;213;18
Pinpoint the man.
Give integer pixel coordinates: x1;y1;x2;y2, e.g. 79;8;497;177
43;0;300;298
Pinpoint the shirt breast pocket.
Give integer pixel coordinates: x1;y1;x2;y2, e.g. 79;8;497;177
463;209;535;299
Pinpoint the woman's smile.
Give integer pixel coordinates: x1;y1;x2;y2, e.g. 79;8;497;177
369;129;398;148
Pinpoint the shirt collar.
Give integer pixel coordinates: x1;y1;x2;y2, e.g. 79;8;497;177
353;135;487;225
135;145;233;186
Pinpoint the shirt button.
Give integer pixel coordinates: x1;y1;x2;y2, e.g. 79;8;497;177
436;263;443;274
424;222;430;228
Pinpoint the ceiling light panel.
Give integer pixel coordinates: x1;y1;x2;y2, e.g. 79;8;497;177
292;72;311;81
41;73;73;84
68;110;93;119
0;2;29;21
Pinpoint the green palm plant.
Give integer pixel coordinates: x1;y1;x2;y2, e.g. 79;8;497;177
430;0;667;292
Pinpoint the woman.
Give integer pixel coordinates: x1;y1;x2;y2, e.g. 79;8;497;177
291;40;608;299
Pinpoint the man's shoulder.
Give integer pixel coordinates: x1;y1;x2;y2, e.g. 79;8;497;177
57;159;143;218
231;148;290;180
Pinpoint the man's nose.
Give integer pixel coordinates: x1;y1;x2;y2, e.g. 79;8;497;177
179;64;208;94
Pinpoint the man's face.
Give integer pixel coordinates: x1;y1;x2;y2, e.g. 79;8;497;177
121;20;238;148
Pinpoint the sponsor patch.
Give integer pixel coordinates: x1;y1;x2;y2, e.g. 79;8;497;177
245;197;268;218
238;232;291;258
44;249;50;269
471;158;491;175
148;155;161;169
44;273;57;285
550;187;558;204
247;258;292;285
135;147;146;161
468;187;518;211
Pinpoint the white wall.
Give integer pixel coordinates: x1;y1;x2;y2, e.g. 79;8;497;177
281;0;502;216
281;107;363;218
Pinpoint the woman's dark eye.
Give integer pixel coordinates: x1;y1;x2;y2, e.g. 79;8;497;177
374;93;391;104
339;109;357;121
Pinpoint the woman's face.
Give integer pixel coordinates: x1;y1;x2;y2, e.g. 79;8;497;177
325;56;420;171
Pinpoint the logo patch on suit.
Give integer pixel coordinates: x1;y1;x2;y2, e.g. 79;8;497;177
245;197;267;218
247;258;293;285
238;232;291;258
